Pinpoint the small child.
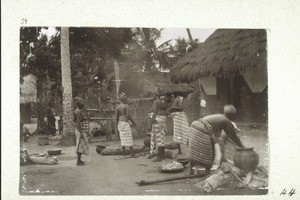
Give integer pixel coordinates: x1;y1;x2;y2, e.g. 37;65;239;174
20;123;30;142
58;116;63;135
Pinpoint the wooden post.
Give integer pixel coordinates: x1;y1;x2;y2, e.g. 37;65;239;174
228;78;234;104
186;28;194;43
114;60;120;99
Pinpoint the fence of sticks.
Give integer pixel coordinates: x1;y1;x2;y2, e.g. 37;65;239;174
87;96;202;138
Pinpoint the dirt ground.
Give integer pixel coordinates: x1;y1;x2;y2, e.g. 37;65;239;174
20;123;269;195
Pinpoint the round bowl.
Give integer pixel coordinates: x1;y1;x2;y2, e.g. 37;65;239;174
176;158;190;167
96;145;106;154
47;148;62;155
159;166;184;173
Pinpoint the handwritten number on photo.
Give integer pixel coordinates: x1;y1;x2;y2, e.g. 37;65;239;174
280;188;296;196
21;18;27;25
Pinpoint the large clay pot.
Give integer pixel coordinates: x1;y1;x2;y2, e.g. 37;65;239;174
233;147;259;172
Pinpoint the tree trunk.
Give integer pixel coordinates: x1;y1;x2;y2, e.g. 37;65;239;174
60;27;76;146
35;76;44;133
114;60;120;98
186;28;197;50
186;28;194;43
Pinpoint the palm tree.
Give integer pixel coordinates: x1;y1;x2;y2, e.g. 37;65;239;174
131;28;162;71
21;27;60;133
186;28;199;53
60;27;75;145
130;28;179;71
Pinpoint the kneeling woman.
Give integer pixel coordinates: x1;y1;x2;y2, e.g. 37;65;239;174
116;93;137;158
187;109;244;175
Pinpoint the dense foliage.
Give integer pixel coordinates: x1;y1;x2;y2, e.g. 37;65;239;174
20;27;198;121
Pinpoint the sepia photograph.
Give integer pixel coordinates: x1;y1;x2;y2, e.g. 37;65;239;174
19;27;269;195
2;0;300;199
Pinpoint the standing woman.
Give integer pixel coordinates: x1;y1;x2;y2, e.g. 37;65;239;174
116;92;138;158
46;102;56;136
148;88;170;162
168;95;190;155
73;97;89;166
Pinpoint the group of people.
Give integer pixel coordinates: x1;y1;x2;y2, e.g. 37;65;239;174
73;89;245;174
115;89;187;161
114;88;245;175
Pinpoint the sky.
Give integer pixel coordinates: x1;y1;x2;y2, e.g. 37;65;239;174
156;28;216;46
42;27;215;47
41;27;57;39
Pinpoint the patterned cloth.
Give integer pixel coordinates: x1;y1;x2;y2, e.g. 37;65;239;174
81;121;90;133
172;111;189;145
118;121;133;147
187;119;215;167
75;121;89;155
149;115;166;155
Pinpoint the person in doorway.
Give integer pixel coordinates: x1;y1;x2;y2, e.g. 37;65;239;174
46;102;56;136
148;88;170;162
116;92;138;158
168;94;189;155
187;105;244;175
199;86;207;117
73;97;89;166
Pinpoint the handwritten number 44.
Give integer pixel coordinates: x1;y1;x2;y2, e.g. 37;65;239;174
281;188;296;196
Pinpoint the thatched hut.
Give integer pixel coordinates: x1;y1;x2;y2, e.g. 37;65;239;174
170;29;268;122
119;71;194;98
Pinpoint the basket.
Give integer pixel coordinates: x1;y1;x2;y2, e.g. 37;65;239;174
159;161;184;173
38;136;49;146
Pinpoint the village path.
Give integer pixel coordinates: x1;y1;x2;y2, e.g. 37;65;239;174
20;123;269;196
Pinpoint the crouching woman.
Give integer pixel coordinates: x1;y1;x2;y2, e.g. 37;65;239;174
187;109;244;175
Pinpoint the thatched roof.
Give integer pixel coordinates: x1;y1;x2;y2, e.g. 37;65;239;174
119;71;194;98
170;29;267;83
